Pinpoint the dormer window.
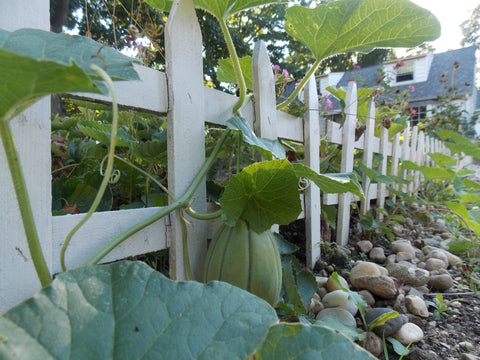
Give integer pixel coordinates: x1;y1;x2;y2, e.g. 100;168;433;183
396;62;414;82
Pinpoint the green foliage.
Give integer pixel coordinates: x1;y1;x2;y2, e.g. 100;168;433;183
285;0;440;62
0;261;278;360
255;323;377;360
217;56;254;89
425;293;461;320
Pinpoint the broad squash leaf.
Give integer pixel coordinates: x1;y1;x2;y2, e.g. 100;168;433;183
255;323;377;359
285;0;440;61
0;261;278;360
218;56;253;90
194;0;286;20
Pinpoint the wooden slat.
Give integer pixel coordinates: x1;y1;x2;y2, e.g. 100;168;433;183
337;81;357;246
52;208;169;274
165;0;207;281
303;78;321;269
0;1;52;314
360;100;375;215
69;64;168;113
377;126;389;218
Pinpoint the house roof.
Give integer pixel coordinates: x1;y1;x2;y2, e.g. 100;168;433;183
327;46;477;108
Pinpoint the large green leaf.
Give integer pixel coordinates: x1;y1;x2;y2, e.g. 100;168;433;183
218;56;253;90
226;117;285;160
144;0;173;12
194;0;285;20
419;165;454;180
0;261;278;360
285;0;440;61
255;323;377;359
220;159;302;232
445;201;480;237
292;163;364;198
0;28;139;122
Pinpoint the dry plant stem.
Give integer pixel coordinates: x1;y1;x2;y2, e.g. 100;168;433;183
82;127;233;267
60;64;119;271
0;120;52;287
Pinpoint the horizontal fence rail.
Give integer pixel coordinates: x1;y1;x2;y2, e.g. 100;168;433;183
0;0;465;314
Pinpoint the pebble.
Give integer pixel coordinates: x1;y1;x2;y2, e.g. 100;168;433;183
365;307;408;337
353;275;398;299
309;297;324;315
369;247;386;263
425;258;448;271
322;290;358;315
432;218;446;232
385;254;396;265
392;322;424;345
405;295;429;317
326;274;349;292
461;354;480;360
386;262;430;287
391;240;416;258
349;261;387;288
359;332;383;357
428;273;454;290
357;240;373;253
358;290;375;306
423;246;462;266
315;276;328;289
458;341;474;351
316;307;357;328
396;251;414;262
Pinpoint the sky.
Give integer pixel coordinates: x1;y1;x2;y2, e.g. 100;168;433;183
409;0;477;53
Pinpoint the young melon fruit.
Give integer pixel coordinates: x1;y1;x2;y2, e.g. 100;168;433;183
203;219;282;306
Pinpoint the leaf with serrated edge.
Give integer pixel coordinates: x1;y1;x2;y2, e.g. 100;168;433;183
144;0;173;12
285;0;440;61
220;159;301;233
0;261;278;360
194;0;286;20
255;323;377;359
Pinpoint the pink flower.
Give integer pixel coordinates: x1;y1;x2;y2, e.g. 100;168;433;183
294;82;299;89
282;69;289;77
326;99;333;110
394;60;405;69
353;64;361;69
410;108;417;116
272;64;281;71
409;85;415;92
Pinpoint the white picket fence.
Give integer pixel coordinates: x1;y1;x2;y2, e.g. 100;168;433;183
0;0;449;314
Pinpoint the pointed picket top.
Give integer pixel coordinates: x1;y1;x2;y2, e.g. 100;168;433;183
252;40;277;140
303;77;321;268
360;99;376;215
165;0;207;281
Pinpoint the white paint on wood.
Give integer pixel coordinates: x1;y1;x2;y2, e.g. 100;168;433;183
70;64;168;113
391;132;401;201
360;100;375;215
409;126;419;194
0;1;52;314
165;0;207;281
252;41;277;140
303;78;321;269
415;131;425;188
377;126;389;219
401;125;411;195
52;208;169;274
337;81;357;246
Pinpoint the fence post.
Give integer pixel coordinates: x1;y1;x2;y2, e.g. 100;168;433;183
252;41;277;141
376;125;389;219
337;81;357;246
401;125;411;195
252;40;279;234
165;0;207;281
390;132;401;202
0;1;52;314
303;78;321;269
360;100;375;215
409;126;419;193
415;131;425;188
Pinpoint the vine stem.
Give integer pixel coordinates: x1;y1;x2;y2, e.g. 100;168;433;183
219;18;246;116
60;64;119;271
0;118;52;287
276;58;321;111
82;127;232;267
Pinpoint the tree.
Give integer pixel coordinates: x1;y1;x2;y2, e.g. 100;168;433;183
461;4;480;50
